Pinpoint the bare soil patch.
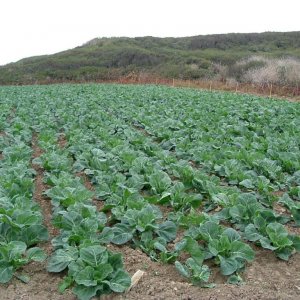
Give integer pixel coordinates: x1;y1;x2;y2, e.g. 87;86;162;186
1;246;299;300
113;246;300;300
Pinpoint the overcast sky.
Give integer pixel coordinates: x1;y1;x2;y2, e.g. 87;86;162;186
0;0;299;66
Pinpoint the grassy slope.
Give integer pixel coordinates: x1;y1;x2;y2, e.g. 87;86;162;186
0;32;300;84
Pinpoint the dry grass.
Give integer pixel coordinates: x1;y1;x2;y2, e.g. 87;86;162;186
243;56;300;86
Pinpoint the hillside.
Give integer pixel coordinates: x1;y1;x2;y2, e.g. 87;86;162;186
0;31;300;85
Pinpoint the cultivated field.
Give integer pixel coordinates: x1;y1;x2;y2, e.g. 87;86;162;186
0;84;300;300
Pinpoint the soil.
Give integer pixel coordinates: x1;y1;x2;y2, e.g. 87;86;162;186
31;134;58;241
1;245;299;300
0;131;6;159
1;135;300;300
58;132;68;149
76;171;104;212
59;132;104;212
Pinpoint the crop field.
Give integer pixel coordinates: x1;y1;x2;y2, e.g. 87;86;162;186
0;84;300;300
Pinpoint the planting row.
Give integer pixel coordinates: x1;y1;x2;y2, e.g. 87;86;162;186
0;84;299;300
0;107;48;283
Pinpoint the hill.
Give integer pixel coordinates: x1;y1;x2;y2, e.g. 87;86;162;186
0;31;300;85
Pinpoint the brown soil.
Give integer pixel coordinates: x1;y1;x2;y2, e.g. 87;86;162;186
132;124;152;137
2;245;299;300
273;202;288;215
0;262;74;300
1;134;300;300
188;160;197;168
76;171;104;211
272;191;286;197
59;131;104;212
286;223;300;236
0;133;68;300
110;245;300;300
58;131;103;211
58;132;68;149
0;131;6;159
31;133;58;241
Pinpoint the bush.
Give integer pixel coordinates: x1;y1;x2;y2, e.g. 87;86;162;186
243;57;300;86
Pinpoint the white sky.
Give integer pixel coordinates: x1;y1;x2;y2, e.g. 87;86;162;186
0;0;299;66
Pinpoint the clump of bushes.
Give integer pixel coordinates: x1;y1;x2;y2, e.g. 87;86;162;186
243;56;300;86
215;56;300;86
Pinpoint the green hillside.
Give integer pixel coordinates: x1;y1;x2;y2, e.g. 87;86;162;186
0;31;300;84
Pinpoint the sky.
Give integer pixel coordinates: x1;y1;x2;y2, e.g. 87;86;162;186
0;0;299;66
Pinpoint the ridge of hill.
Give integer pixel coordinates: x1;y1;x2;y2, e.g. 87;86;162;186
0;31;300;85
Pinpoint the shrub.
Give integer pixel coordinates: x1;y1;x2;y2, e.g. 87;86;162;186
243;56;300;86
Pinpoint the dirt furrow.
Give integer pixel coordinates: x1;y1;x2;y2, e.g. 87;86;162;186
58;130;104;211
111;107;300;300
0;133;74;300
0;131;4;160
31;133;58;248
